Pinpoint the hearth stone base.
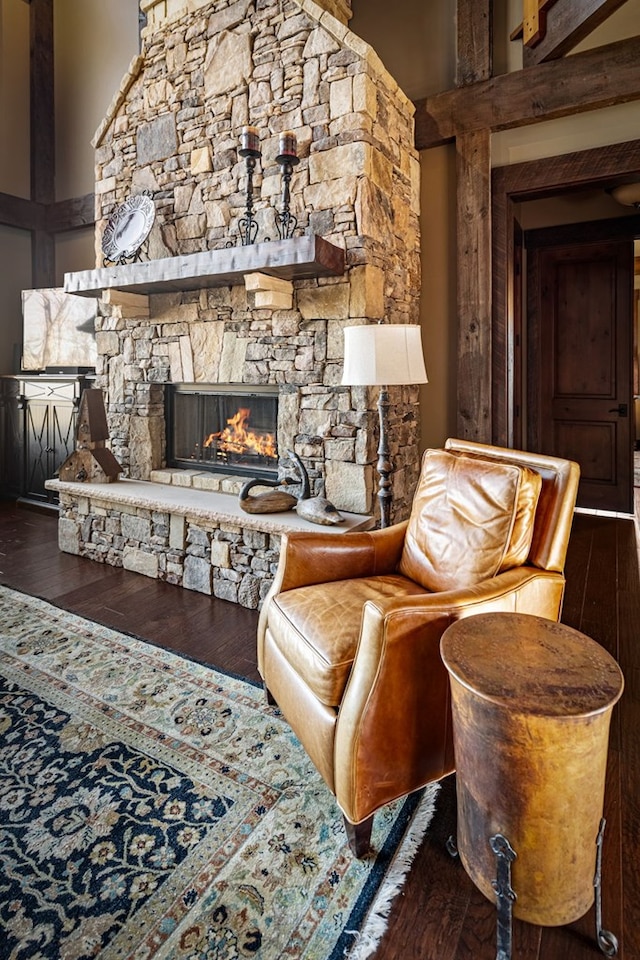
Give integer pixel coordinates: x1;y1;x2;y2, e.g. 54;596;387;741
46;478;373;609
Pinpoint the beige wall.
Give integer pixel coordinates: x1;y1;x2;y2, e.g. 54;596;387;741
54;0;139;201
53;0;139;278
351;0;454;99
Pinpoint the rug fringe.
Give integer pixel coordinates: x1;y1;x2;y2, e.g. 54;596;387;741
345;783;441;959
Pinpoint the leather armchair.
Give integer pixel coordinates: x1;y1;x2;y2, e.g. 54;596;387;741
257;439;580;855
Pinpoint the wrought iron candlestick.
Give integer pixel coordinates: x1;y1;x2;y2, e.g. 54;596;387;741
238;126;261;246
275;131;300;240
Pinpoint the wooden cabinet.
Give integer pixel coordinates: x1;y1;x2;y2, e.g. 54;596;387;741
0;375;94;504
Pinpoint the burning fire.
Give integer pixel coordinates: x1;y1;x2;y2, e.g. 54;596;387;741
203;407;277;460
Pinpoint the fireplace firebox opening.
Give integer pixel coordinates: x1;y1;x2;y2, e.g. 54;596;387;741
166;384;279;480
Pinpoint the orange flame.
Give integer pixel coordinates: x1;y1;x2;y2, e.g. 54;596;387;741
203;407;277;460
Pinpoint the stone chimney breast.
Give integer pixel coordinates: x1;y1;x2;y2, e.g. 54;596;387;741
87;0;422;525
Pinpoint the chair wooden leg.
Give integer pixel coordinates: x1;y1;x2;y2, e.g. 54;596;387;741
344;814;374;857
264;683;277;706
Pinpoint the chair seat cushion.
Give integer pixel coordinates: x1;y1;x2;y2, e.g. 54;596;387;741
268;574;427;707
399;449;542;592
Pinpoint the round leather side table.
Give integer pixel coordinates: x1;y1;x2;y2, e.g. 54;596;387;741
440;612;624;959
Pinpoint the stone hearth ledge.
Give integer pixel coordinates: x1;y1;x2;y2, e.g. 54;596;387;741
45;478;373;608
45;478;372;536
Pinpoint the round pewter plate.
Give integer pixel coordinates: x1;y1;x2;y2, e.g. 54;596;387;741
102;194;155;261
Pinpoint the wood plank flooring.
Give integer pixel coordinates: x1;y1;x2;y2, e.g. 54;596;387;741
0;500;638;960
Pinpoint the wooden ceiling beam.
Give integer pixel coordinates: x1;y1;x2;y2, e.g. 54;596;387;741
0;193;44;231
522;0;631;65
456;0;493;86
46;194;95;233
414;35;640;150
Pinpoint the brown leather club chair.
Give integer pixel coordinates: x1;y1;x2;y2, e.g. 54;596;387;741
257;439;580;856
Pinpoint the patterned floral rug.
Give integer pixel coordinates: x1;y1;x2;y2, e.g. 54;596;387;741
0;584;439;960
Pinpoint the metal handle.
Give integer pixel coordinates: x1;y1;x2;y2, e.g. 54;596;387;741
607;404;628;416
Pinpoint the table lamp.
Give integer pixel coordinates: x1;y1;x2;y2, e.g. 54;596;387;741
342;323;428;528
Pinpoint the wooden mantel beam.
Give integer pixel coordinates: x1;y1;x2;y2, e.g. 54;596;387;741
415;35;640;150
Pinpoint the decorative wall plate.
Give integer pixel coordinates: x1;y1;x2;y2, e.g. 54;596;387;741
101;194;155;263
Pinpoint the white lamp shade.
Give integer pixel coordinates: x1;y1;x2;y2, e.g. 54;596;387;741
342;324;428;386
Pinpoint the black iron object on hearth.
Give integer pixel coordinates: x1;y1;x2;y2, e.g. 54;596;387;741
275;131;300;240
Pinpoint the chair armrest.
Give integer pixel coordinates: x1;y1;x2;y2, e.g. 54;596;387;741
334;566;566;823
270;521;408;594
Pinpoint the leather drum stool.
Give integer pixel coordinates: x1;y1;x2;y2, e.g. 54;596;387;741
440;612;624;959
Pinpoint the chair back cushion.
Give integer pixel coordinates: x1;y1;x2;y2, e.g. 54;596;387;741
398;449;542;592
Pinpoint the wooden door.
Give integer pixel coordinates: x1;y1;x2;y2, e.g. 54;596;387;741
527;239;633;513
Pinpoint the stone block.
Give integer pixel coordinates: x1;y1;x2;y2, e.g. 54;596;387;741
219;332;248;382
325;458;373;514
255;290;293;310
309;142;369;184
137;113;178;165
330;76;352;119
150;470;175;483
190;321;225;382
213;577;238;603
59;518;81;555
173;470;203;487
211;539;231;567
191;145;212;174
170;513;186;549
349;264;385;319
204;29;253;99
96;331;120;357
123;546;159;579
353;73;377;120
121;513;152;542
184;555;212;595
238;574;261;609
297;282;349;321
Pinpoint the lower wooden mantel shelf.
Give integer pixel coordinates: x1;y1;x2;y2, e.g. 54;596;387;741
64;234;345;297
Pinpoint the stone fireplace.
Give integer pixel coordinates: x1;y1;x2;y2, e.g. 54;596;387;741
52;0;424;606
64;0;423;524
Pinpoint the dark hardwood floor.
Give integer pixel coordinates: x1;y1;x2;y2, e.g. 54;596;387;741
0;499;638;960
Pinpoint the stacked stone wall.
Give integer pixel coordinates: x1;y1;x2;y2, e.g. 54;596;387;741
57;492;281;608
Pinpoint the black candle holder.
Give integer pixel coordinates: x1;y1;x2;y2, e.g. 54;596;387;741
275;152;300;240
237;147;261;246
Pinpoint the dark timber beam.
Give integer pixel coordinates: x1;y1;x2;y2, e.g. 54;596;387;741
46;194;95;233
522;0;630;65
456;130;492;442
30;0;55;286
414;35;640;150
456;0;493;85
0;194;44;232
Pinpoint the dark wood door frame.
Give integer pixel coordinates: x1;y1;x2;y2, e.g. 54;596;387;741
491;137;640;448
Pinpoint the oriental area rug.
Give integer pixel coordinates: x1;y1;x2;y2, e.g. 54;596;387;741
0;584;439;960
